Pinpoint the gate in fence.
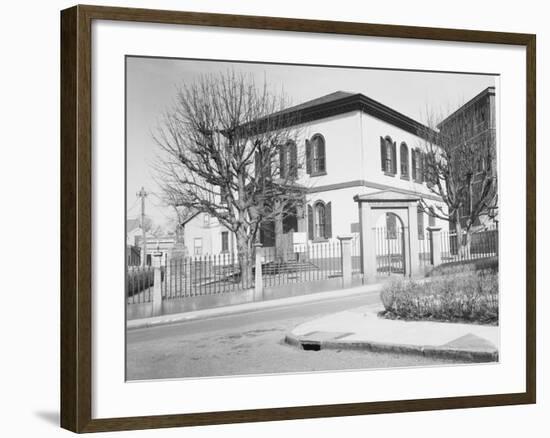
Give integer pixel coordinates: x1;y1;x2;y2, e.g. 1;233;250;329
354;190;422;281
374;225;406;275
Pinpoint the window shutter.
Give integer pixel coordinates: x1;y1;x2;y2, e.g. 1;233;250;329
380;136;385;171
255;151;261;181
325;202;332;238
279;145;286;179
400;143;408;176
411;149;417;181
391;141;397;174
306;139;312;175
318;138;326;173
307;204;314;240
419;152;425;182
289;142;297;178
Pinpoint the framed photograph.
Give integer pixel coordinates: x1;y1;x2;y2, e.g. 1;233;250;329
60;4;536;433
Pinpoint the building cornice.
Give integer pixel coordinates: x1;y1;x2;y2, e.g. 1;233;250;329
437;86;496;128
248;93;437;138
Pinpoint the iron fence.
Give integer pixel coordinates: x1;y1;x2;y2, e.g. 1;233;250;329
441;224;498;263
261;240;345;288
418;232;432;269
162;253;253;299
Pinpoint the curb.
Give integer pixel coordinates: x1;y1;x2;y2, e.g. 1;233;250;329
127;283;384;331
284;333;499;362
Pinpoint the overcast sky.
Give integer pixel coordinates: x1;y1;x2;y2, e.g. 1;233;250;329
126;56;496;230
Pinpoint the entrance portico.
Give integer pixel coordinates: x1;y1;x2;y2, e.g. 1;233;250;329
354;190;421;282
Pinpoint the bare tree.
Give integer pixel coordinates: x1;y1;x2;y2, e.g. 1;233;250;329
418;105;498;256
154;71;306;285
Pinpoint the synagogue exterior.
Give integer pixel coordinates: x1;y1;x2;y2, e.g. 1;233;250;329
178;89;459;257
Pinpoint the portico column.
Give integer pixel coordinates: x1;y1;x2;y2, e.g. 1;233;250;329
407;201;420;277
358;201;377;283
337;235;353;288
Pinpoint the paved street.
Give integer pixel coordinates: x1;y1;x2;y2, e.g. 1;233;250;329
126;292;459;380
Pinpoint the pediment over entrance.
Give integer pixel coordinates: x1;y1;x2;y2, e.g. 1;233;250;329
354;189;422;281
353;190;420;204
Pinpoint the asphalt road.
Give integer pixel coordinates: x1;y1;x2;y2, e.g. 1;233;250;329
126;292;458;380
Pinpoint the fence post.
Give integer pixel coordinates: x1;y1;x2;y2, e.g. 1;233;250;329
427;227;442;267
152;250;164;316
254;243;263;301
338;235;353;288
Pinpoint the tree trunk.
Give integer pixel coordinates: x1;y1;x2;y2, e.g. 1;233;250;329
236;227;253;288
454;212;471;259
274;214;288;263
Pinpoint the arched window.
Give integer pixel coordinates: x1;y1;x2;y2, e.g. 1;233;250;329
287;140;298;179
307;201;333;240
400;142;409;178
278;144;287;179
315;202;326;239
412;148;423;183
279;140;298;179
306;134;326;175
380;136;396;175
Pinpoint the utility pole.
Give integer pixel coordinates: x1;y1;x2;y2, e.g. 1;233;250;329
137;186;148;267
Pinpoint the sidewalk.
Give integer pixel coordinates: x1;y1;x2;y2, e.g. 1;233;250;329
127;282;384;331
285;304;499;362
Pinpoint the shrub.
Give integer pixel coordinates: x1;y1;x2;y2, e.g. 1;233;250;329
127;266;164;296
380;269;498;324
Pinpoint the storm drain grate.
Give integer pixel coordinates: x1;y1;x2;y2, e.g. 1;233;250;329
300;341;321;351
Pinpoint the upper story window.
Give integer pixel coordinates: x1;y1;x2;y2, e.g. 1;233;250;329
203;214;210;226
254;149;273;183
412;148;424;183
220;185;228;205
400;142;409;178
306;134;326;176
380;136;396;175
287;140;298;178
279;140;298;179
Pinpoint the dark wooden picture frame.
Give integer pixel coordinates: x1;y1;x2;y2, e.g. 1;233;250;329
60;4;536;433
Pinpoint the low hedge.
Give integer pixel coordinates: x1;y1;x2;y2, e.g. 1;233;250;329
127;267;164;297
380;269;498;325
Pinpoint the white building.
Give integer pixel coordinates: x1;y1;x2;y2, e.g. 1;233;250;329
181;90;448;255
181;212;237;257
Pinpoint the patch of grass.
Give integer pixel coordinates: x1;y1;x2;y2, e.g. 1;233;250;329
380;269;498;325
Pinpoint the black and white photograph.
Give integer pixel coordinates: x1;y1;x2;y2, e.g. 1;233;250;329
125;57;500;381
